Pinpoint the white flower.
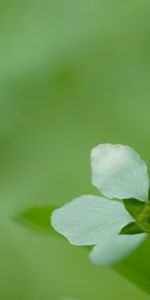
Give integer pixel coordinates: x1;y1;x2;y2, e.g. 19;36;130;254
51;144;149;266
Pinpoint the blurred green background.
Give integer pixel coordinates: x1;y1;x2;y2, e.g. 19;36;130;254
1;0;150;299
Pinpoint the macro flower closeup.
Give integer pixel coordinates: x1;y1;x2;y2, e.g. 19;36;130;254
51;144;150;266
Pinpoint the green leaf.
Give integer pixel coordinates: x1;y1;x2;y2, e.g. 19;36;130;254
14;206;58;235
15;205;150;296
115;236;150;295
148;186;150;201
124;198;150;233
123;198;146;220
120;222;144;235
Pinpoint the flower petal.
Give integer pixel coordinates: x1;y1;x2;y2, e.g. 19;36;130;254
91;144;149;202
90;233;147;266
51;195;133;246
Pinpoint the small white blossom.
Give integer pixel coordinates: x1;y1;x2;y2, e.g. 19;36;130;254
51;144;148;266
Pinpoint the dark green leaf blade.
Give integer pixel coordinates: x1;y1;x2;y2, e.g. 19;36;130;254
115;236;150;295
14;206;58;235
148;186;150;201
120;222;144;235
15;205;150;296
123;198;146;220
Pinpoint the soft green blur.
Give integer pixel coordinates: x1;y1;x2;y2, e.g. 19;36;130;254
1;1;150;299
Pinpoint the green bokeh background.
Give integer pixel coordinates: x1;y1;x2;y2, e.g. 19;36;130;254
1;1;150;299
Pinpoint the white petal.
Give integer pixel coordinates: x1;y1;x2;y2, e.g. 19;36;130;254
91;144;149;202
51;195;133;246
90;233;147;266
